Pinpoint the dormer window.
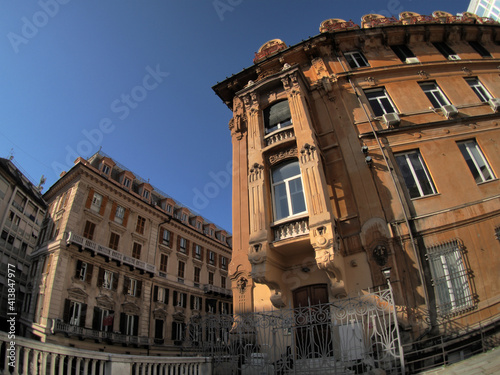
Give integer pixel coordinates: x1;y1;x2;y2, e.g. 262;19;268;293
143;190;150;199
264;100;292;134
102;164;110;175
123;178;131;188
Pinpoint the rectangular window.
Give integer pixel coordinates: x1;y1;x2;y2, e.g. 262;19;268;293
364;88;398;116
172;321;185;341
194;244;202;259
432;42;459;60
174;291;187;308
264;100;292;134
114;205;125;224
123;314;138;336
132;242;142;259
102;270;114;290
136;216;146;235
94;308;113;332
221;276;227;289
391;44;418;63
83;221;96;240
426;239;473;315
161;229;171;246
155;286;168;303
159;254;168;273
194;267;201;284
419;82;451;108
13;192;27;212
178;261;185;279
191;295;202;311
208;251;215;265
124;277;141;297
220;256;227;270
109;232;120;250
102;164;110;175
91;192;103;213
469;41;491;57
465;78;492;102
457;140;495;183
395;150;437;198
69;301;83;326
75;260;93;283
123;178;131;188
208;271;214;285
344;51;369;68
143;190;150;199
179;237;187;253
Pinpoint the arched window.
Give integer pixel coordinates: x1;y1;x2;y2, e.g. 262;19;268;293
271;160;307;221
264;100;292;134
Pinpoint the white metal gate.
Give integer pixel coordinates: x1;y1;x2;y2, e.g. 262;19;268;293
185;288;404;374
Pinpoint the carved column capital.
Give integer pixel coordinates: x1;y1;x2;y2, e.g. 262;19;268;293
299;143;318;164
248;163;264;183
229;114;246;140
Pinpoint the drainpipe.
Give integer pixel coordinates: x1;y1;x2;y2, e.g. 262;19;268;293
334;53;432;331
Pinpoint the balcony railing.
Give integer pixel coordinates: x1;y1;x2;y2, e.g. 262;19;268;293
264;126;295;147
203;284;232;297
272;217;309;241
66;232;156;275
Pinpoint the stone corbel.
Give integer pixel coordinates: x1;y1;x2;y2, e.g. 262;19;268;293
248;163;264;183
229;114;246;140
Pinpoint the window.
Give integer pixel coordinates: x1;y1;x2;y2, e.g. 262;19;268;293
143;189;150;199
90;192;103;213
208;272;214;285
364;88;398;116
173;291;187;307
159;254;168;273
123;178;131;188
194;244;202;259
172;321;186;341
179;237;187;253
135;216;146;235
132;242;142;259
264;100;292;134
155;319;164;341
469;41;491;57
178;261;185;279
121;313;139;336
109;232;120;250
13;192;27;212
426;239;473;315
432;42;459;60
457;140;495;183
93;307;114;331
271;160;307;221
465;78;492;102
191;295;202;310
220;256;227;270
395;150;437;198
208;250;215;265
154;286;169;303
68;301;83;326
114;205;125;224
102;164;110;175
100;269;115;290
221;275;227;289
194;267;201;284
419;82;451;108
161;229;171;246
391;44;418;63
344;51;369;68
75;260;93;283
124;277;141;297
83;221;95;240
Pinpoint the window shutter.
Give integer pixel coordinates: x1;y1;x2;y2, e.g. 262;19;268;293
112;272;118;291
80;303;87;327
99;196;108;216
85;264;93;284
120;313;126;334
109;201;117;221
133;315;139;336
136;280;142;298
177;236;181;252
85;189;94;209
97;267;104;287
165;289;170;305
173;291;178;306
182;293;187;308
200;297;203;312
170;233;175;248
185;240;190;256
214;253;218;268
159;228;164;244
123;276;130;295
92;306;100;330
153;285;158;302
63;299;71;323
200;247;204;262
122;208;130;227
75;260;82;278
190;295;194;310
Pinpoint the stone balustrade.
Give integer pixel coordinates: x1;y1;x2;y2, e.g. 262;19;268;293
272;217;309;241
0;331;212;375
264;126;295;147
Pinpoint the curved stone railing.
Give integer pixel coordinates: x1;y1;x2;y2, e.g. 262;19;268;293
0;331;212;375
272;217;309;241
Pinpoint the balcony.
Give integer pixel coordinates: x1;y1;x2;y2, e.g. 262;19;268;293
272;217;309;242
203;284;232;298
52;320;151;346
264;125;295;147
66;232;156;275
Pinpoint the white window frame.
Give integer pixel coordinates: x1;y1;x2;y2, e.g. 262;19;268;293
102;164;110;175
69;301;82;326
457;140;495;183
162;229;170;245
344;51;369;68
271;161;307;222
194;244;201;259
465;77;492;103
193;296;202;310
157;287;167;303
78;262;88;282
419;82;451;108
99;309;111;331
115;205;125;224
123;178;131;188
91;192;103;212
395;150;437;198
426;239;473;316
364;88;398;117
103;270;114;290
208;251;215;265
127;278;138;296
125;314;136;336
221;256;227;270
179;237;187;253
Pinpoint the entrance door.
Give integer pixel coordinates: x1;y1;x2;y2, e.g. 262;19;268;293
292;284;333;358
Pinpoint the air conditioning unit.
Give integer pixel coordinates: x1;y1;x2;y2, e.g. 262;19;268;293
405;57;420;64
488;98;500;112
442;104;459;118
381;112;401;127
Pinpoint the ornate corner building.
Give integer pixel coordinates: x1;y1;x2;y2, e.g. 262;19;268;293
213;11;500;340
21;152;232;354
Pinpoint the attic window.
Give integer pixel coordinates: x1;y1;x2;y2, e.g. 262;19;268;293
123;178;131;188
102;164;110;175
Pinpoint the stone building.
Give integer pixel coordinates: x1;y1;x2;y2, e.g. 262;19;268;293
22;152;232;354
0;158;46;332
213;10;500;344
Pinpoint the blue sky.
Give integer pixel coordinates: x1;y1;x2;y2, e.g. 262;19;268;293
0;0;470;232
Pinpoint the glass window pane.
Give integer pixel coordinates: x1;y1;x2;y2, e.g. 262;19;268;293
273;183;289;220
272;162;301;182
288;177;306;215
396;155;420;198
408;153;435;196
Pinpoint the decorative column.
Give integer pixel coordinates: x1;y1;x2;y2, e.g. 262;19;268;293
282;70;346;297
